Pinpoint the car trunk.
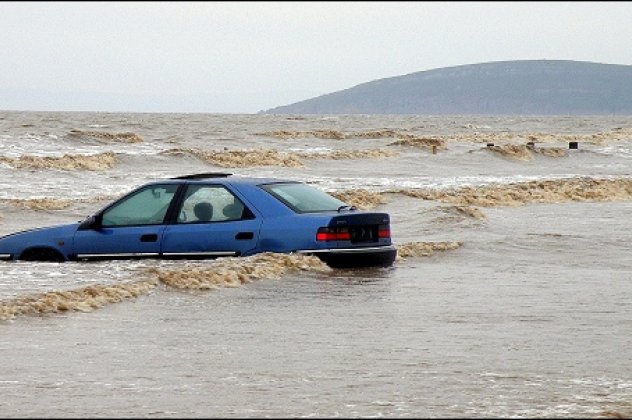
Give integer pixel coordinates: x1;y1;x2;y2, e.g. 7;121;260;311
318;212;392;247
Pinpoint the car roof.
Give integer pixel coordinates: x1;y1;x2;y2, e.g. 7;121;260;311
148;173;299;187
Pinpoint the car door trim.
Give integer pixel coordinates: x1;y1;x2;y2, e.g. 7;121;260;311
161;251;237;257
76;252;161;259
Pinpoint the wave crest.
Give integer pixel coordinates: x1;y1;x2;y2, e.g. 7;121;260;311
0;280;158;321
396;241;463;260
161;148;304;167
395;177;632;207
0;253;330;321
161;147;397;167
146;253;331;290
485;144;568;160
256;127;632;146
329;189;389;209
388;136;447;150
454;128;632;145
256;129;347;140
0;152;118;171
297;149;398;160
68;130;144;143
4;198;73;211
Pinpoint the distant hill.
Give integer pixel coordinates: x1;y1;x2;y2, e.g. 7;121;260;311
261;60;632;115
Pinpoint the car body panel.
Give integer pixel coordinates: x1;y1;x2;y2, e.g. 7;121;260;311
256;213;334;253
73;225;165;260
0;223;79;261
161;218;262;257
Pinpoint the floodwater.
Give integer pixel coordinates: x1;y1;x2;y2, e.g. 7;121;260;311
1;111;632;417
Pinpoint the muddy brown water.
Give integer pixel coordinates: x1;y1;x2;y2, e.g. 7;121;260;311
1;112;632;417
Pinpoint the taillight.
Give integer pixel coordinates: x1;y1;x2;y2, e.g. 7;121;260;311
378;224;390;238
316;227;351;241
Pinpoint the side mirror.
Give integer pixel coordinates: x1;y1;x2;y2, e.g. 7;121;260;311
78;215;100;230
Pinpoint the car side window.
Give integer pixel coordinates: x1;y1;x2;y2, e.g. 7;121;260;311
101;184;178;227
177;185;249;224
262;182;347;213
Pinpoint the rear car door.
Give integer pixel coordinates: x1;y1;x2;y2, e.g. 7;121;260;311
161;183;262;258
73;183;179;259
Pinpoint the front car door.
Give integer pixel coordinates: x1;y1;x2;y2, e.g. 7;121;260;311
73;183;180;260
161;183;261;258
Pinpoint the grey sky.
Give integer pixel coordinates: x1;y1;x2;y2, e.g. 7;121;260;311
2;1;632;114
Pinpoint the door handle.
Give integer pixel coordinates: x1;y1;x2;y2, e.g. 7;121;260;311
235;232;254;240
140;233;158;242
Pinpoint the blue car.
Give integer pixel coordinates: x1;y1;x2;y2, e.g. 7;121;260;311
0;173;396;268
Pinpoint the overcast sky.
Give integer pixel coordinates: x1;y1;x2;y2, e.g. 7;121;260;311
2;1;632;114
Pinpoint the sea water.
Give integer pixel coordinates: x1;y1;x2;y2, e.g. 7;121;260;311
1;111;631;417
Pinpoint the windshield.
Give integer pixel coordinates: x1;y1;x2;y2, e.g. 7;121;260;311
261;182;348;213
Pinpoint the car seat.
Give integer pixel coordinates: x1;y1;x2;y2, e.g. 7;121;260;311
222;203;243;220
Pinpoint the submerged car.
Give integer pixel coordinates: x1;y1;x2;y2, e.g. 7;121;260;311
0;173;396;268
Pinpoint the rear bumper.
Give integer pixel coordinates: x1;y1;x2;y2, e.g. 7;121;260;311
297;245;397;268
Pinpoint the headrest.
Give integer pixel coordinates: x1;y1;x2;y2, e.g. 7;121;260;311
193;202;213;221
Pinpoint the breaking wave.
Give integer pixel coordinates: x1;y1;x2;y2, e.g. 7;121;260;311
0;279;157;321
3;198;74;211
0;152;118;171
67;130;144;143
396;241;463;260
0;253;329;321
394;177;632;207
256;129;348;140
388;135;447;151
161;147;397;167
258;129;426;141
161;148;304;167
1;196;114;211
484;144;568;160
256;127;632;147
0;243;459;321
450;127;632;145
296;149;398;160
145;252;331;290
329;189;388;210
328;177;632;209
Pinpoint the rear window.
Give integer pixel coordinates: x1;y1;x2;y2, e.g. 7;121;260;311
261;182;348;213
